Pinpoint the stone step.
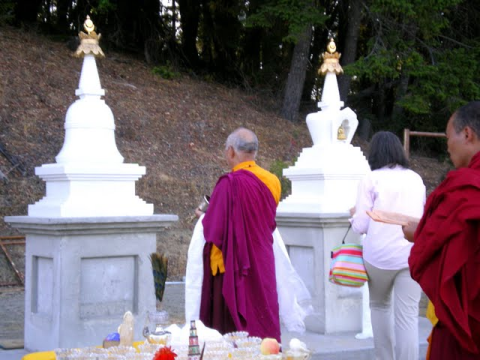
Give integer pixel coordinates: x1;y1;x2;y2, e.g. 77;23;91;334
281;316;431;360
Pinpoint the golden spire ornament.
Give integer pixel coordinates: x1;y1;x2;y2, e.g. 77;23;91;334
319;38;343;76
84;16;95;34
74;15;105;58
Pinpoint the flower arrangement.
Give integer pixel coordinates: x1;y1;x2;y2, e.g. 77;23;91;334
153;346;177;360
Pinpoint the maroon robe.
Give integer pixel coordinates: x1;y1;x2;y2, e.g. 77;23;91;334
200;169;280;341
409;152;480;357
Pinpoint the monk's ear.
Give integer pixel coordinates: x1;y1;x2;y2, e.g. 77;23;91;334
226;146;235;160
464;126;478;143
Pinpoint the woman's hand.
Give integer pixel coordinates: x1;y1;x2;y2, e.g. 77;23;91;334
349;207;356;216
402;221;418;242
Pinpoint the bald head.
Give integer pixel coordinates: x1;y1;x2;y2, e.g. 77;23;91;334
225;128;258;168
451;101;480;137
446;101;480;169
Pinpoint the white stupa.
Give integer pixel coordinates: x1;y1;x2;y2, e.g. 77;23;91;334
5;17;177;351
29;16;153;217
275;39;370;335
277;38;370;214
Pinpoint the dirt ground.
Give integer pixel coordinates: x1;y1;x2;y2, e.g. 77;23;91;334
0;25;452;284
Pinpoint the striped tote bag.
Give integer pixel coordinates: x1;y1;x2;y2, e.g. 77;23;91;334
329;226;368;287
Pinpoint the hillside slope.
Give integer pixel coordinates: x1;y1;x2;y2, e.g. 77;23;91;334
0;26;451;281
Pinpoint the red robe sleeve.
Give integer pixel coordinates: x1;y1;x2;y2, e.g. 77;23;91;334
409;167;480;354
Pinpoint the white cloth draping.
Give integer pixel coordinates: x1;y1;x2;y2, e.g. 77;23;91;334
185;215;313;334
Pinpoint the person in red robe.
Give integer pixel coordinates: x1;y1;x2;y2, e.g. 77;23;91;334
199;127;281;342
404;101;480;359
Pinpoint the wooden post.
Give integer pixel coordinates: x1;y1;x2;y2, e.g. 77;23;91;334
403;128;410;159
403;129;445;159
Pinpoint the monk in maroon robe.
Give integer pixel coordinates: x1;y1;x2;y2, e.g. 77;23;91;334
200;128;281;341
405;101;480;359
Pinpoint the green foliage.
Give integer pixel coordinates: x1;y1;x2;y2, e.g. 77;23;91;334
270;159;295;200
152;64;180;80
246;0;328;43
394;46;480;130
0;1;15;25
402;50;478;114
346;0;480;139
91;0;117;15
346;49;400;82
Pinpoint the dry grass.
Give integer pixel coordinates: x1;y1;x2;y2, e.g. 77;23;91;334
0;25;451;282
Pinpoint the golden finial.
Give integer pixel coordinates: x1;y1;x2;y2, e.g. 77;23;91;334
74;16;105;58
327;38;336;53
84;15;95;34
319;38;343;76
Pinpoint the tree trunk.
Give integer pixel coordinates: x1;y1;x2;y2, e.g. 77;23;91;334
391;71;410;121
171;0;176;45
179;0;201;68
143;0;164;64
281;24;313;122
45;0;51;24
391;25;417;122
241;0;262;81
374;82;387;125
56;0;70;33
207;0;242;79
242;27;262;78
302;25;325;103
338;0;362;103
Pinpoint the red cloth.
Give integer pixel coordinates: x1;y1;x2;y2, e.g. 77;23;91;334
200;170;280;341
429;322;480;359
201;242;237;334
409;152;480;355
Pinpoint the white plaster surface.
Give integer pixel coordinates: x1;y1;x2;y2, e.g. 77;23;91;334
277;214;363;334
29;163;153;217
29;53;153;218
4;216;177;352
317;72;344;112
307;107;358;146
58;54;120;165
276;58;370;335
3;50;179;352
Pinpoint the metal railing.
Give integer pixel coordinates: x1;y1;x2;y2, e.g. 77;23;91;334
403;129;446;159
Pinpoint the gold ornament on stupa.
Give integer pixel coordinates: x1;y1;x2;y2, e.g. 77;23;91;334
74;15;105;58
318;38;343;76
337;124;347;140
